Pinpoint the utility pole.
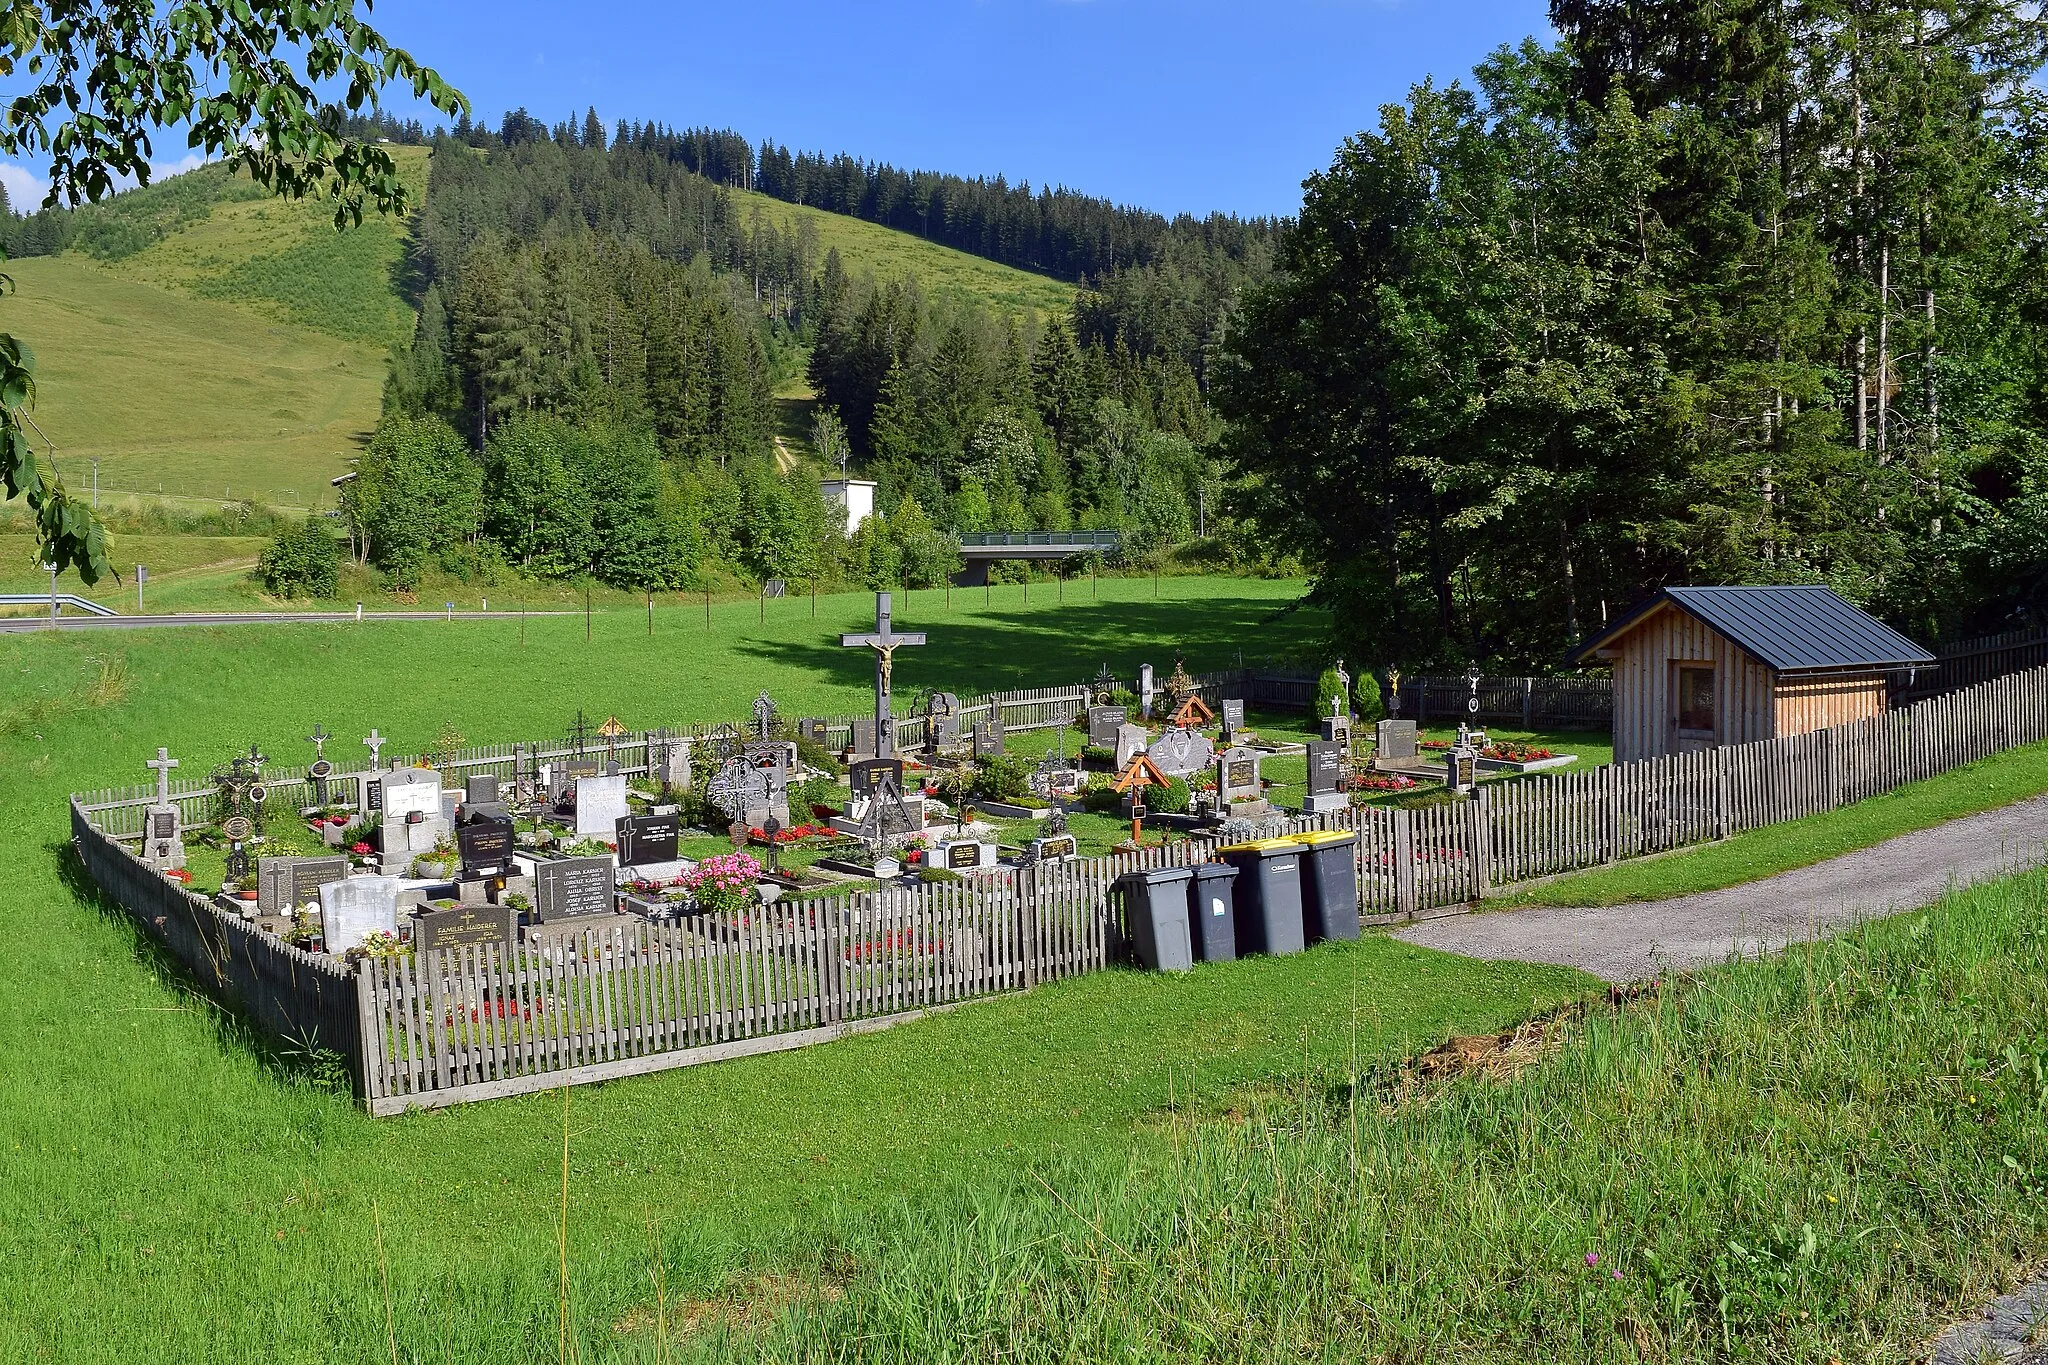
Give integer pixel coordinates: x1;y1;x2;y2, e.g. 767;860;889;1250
91;458;99;508
585;582;591;643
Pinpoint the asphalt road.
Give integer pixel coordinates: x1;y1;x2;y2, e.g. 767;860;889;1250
1397;792;2048;982
0;610;572;633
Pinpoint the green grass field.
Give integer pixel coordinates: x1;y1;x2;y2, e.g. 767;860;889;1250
0;581;1608;1362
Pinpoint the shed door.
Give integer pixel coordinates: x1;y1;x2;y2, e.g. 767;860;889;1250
1670;662;1717;753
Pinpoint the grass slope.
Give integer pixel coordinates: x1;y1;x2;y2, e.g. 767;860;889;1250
3;257;386;507
727;183;1077;316
0;584;1599;1362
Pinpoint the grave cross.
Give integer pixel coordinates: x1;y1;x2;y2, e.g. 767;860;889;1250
752;690;778;739
839;592;925;760
567;710;594;756
146;747;178;805
364;728;386;770
305;723;329;761
245;743;268;773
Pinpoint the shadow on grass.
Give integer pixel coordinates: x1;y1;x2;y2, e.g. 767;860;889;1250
52;837;355;1097
732;596;1329;700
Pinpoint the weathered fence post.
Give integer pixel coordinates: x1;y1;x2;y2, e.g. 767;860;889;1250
1393;807;1418;919
354;959;380;1105
1602;767;1621;864
1521;676;1534;729
1715;745;1732;839
1469;786;1492;902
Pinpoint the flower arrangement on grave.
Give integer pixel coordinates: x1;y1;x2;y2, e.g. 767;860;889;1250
504;893;533;914
355;931;408;962
1352;774;1419;793
684;851;763;918
282;907;320;949
1420;739;1451;751
562;837;614;859
164;867;192;885
1484;741;1556;762
233;872;259;899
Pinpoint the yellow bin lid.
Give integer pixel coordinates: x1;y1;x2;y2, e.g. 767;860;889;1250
1294;829;1358;848
1217;837;1304;855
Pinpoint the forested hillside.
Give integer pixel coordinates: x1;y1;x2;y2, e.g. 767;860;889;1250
355;113;1263;600
1221;0;2048;667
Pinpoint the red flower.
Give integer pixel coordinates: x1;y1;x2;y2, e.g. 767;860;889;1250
350;841;373;855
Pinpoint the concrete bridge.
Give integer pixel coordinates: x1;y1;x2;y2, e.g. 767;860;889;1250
955;531;1120;585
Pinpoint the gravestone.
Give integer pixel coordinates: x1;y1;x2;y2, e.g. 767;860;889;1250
1028;832;1079;863
849;757;905;800
646;731;693;791
971;716;1006;759
1086;706;1128;747
1139;662;1155;719
924;693;963;752
1146;726;1214;779
1444;743;1480;796
414;902;515;954
1215;747;1270;817
535;855;617;921
1375;719;1418;761
1302;741;1349;814
849;716;877;760
379;768;449;859
1114;722;1149;770
457;815;516;874
318;876;401;954
1320;712;1353;745
573;773;630;837
934;837;998;872
706;743;794;828
465;774;500;806
1219;699;1245;744
142;748;185;871
615;812;680;869
258;854;348;916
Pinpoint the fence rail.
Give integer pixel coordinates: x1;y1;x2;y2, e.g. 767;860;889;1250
70;661;2048;1114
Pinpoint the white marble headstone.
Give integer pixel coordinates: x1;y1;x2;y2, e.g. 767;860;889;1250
319;876;401;953
574;774;631;837
380;769;442;820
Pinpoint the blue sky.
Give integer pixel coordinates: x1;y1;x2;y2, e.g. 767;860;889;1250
2;1;1556;219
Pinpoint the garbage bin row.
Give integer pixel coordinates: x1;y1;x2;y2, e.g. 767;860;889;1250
1116;830;1360;973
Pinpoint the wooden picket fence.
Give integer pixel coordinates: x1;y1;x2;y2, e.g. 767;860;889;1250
70;662;2048;1115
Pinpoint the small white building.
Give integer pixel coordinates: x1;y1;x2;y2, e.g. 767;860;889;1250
821;478;877;532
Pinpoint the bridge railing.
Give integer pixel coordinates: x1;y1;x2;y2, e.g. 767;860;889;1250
957;531;1120;551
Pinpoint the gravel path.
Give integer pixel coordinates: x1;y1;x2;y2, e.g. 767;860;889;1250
1932;1275;2048;1364
1395;793;2048;983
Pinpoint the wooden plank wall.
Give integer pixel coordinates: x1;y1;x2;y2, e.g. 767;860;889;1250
1607;605;1779;762
1774;673;1887;738
1404;675;1615;729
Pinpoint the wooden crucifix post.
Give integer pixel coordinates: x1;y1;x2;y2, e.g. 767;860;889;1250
839;591;926;760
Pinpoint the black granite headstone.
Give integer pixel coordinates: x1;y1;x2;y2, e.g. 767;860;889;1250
849;757;904;798
457;816;515;873
414;902;515;953
535;855;615;921
1306;741;1345;796
615;812;680;867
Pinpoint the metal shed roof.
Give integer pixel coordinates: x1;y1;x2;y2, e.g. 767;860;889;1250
1569;585;1935;673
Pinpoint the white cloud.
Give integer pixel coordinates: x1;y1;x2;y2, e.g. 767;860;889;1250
0;151;213;211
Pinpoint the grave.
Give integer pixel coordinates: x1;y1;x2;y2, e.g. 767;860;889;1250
933;836;999;873
1114;722;1149;770
615;811;680;869
535;855;617;921
1444;742;1480;795
465;773;500;806
457;815;515;876
1028;832;1079;863
1146;726;1214;779
839;591;926;763
1219;699;1245;745
1139;662;1156;719
971;715;1006;759
318;876;401;954
646;729;693;791
414;902;515;954
257;854;349;917
706;743;795;829
378;768;449;867
1086;705;1128;747
573;773;630;837
141;747;185;871
1215;747;1273;818
1301;741;1349;814
1375;719;1418;761
923;692;964;753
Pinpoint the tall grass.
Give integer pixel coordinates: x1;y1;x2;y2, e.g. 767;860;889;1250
736;871;2048;1363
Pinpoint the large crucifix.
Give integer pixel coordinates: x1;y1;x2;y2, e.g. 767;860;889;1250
840;591;925;759
146;748;178;805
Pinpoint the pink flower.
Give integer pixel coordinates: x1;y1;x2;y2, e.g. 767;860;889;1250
1585;1252;1599;1267
1611;1269;1622;1280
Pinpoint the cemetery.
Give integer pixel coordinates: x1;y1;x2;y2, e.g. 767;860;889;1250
63;587;2048;1115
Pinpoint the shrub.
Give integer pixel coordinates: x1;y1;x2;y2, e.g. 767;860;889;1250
1313;667;1348;722
1356;670;1385;724
973;754;1034;804
257;521;342;599
1154;775;1191;815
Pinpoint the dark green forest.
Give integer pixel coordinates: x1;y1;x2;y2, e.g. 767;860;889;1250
349;115;1261;595
1223;0;2048;666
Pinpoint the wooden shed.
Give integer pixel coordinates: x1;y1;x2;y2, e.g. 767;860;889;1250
1568;586;1935;763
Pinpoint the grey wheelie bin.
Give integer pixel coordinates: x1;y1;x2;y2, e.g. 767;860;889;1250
1294;828;1361;944
1115;865;1195;971
1217;838;1307;957
1186;861;1240;963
